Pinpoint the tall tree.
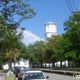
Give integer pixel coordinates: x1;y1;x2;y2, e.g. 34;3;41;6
34;40;46;67
0;0;36;24
16;40;28;59
53;35;73;64
27;40;46;67
44;35;60;63
0;0;36;70
63;13;80;67
26;44;37;65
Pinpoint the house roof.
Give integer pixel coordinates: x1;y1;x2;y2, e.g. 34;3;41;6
45;21;56;26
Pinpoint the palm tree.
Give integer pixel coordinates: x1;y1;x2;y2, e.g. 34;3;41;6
5;49;19;71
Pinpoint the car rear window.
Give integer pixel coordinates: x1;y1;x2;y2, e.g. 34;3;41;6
25;72;45;79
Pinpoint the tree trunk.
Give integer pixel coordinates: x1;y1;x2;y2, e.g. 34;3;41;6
8;58;12;71
60;61;62;68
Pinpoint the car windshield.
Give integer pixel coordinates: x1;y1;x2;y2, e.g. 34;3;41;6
22;69;29;72
24;72;45;80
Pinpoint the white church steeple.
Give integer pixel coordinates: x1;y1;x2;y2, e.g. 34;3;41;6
44;21;58;42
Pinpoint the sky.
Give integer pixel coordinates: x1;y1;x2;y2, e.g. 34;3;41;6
20;0;80;45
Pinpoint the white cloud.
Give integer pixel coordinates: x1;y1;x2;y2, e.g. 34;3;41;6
21;30;44;45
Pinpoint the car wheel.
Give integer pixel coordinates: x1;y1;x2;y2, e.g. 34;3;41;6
18;78;22;80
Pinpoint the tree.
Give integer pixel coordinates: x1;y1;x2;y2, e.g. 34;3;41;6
63;13;80;67
0;0;36;24
34;40;46;67
5;49;19;70
24;40;46;68
16;41;28;59
53;35;74;67
44;35;60;63
26;44;37;65
0;0;36;70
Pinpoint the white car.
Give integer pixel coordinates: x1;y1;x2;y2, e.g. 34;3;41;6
24;70;49;80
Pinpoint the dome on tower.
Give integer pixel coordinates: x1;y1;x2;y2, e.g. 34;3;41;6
45;21;56;26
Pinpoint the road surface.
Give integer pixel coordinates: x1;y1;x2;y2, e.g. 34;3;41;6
44;72;79;80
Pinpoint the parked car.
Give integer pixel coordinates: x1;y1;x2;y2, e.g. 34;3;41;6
24;70;49;80
14;66;27;77
18;68;30;80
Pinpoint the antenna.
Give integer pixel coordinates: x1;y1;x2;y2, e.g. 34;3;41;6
50;18;52;22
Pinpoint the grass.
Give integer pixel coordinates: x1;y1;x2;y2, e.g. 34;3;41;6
5;74;17;80
1;69;17;80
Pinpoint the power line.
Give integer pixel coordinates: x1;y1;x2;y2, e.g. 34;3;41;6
66;0;72;13
72;0;76;11
69;0;74;11
63;0;69;8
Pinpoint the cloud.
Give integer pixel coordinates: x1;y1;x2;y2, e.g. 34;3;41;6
21;30;43;45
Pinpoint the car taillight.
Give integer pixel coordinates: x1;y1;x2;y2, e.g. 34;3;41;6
20;73;24;77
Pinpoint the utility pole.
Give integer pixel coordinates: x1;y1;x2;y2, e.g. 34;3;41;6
72;7;80;24
72;7;80;13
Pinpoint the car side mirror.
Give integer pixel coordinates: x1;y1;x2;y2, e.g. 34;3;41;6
46;76;49;79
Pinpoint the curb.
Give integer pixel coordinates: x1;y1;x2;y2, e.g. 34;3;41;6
41;69;80;76
41;69;73;76
33;68;80;76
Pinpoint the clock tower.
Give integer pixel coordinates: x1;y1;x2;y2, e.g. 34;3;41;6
44;21;58;42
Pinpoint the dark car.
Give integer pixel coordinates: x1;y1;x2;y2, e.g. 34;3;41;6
14;66;26;77
18;68;30;80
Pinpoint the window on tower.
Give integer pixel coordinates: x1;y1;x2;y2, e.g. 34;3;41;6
51;26;53;31
47;26;49;31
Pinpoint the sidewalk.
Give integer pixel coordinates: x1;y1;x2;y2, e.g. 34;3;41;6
0;73;5;80
0;72;18;80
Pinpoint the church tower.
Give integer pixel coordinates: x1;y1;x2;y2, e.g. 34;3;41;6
44;21;58;42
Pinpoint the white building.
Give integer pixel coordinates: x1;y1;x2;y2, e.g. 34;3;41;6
13;58;29;68
44;21;58;42
42;63;53;67
55;60;68;68
2;58;29;70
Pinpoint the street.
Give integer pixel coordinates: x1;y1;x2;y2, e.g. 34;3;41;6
44;72;76;80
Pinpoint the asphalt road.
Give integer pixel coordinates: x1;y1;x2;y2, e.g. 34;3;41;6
44;72;77;80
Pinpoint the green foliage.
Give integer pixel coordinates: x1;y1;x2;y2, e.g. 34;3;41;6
64;51;76;59
54;36;73;61
47;13;80;65
44;35;60;63
16;41;28;59
26;40;46;65
63;13;80;62
0;0;36;70
15;40;46;66
0;0;36;24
